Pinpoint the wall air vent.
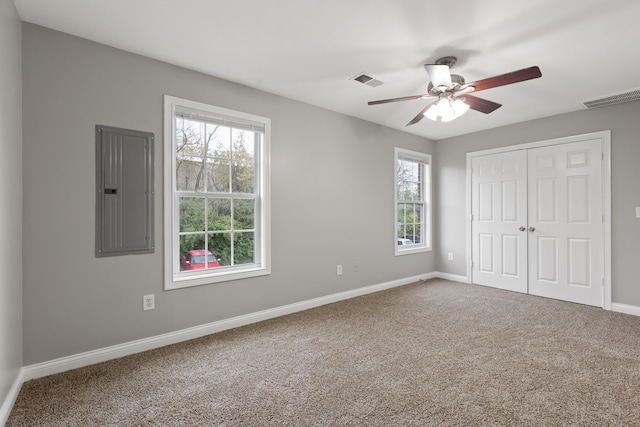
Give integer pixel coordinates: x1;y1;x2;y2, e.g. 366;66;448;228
351;72;383;87
583;87;640;109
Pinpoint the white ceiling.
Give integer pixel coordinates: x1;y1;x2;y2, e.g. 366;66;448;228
13;0;640;140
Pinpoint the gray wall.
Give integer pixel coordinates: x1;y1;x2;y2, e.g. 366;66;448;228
434;100;640;306
22;24;435;365
0;0;22;410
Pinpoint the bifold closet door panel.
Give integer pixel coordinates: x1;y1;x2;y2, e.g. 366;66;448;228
471;150;528;293
527;138;603;307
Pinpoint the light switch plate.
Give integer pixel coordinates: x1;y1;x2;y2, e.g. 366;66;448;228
636;207;640;218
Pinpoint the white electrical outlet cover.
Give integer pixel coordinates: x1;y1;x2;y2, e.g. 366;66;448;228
143;294;155;311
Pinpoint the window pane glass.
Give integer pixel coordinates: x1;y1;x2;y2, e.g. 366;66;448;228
206;126;231;194
415;203;423;223
397;185;405;201
207;158;230;192
234;232;255;265
414;163;423;201
414;224;422;244
411;161;420;183
179;234;205;270
408;183;420;201
232;129;256;194
234;199;255;230
232;160;255;193
176;157;205;192
397;160;408;200
210;126;231;158
397;159;423;202
179;197;205;232
176;118;205;157
397;203;406;223
233;129;255;158
176;118;206;192
208;198;231;232
398;225;411;241
208;233;231;267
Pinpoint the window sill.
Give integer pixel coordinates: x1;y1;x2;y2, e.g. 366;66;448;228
166;265;270;290
395;245;432;257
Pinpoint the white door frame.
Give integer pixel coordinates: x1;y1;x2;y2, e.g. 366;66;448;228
465;130;612;310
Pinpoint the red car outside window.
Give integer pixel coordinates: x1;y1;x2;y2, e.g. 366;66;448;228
180;250;221;271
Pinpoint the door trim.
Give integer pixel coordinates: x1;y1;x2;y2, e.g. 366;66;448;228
465;130;612;309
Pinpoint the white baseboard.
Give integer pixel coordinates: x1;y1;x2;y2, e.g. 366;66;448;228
23;273;433;382
611;302;640;317
433;271;469;283
0;368;24;426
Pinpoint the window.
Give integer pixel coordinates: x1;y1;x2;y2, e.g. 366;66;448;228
395;147;431;255
164;96;270;289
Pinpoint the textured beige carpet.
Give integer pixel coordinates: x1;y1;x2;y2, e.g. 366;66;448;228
7;279;640;426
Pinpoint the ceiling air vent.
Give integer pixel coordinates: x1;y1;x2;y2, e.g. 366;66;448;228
351;72;383;88
583;87;640;109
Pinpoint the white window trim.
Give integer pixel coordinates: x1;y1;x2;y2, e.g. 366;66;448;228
394;147;432;256
163;95;271;290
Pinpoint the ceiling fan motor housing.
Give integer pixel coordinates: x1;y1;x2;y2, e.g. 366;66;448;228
428;74;466;96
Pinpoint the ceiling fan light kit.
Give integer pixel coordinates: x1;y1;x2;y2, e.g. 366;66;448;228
368;56;542;126
425;97;470;122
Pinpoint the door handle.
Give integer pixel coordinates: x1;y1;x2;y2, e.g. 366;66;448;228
529;227;535;232
519;226;526;231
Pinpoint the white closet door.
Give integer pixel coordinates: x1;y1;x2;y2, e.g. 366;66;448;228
471;150;528;293
527;139;603;306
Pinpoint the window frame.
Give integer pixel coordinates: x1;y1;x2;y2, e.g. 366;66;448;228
164;95;270;290
394;147;432;256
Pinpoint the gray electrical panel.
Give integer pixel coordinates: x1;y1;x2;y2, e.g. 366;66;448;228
95;125;154;257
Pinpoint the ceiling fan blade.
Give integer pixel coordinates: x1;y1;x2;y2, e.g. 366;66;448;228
462;95;502;114
424;64;452;88
467;66;542;93
368;94;428;106
406;100;438;126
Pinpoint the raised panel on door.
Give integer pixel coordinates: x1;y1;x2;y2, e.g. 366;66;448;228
471;150;527;293
527;139;603;307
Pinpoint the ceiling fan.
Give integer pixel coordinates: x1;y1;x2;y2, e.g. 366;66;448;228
368;56;542;126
